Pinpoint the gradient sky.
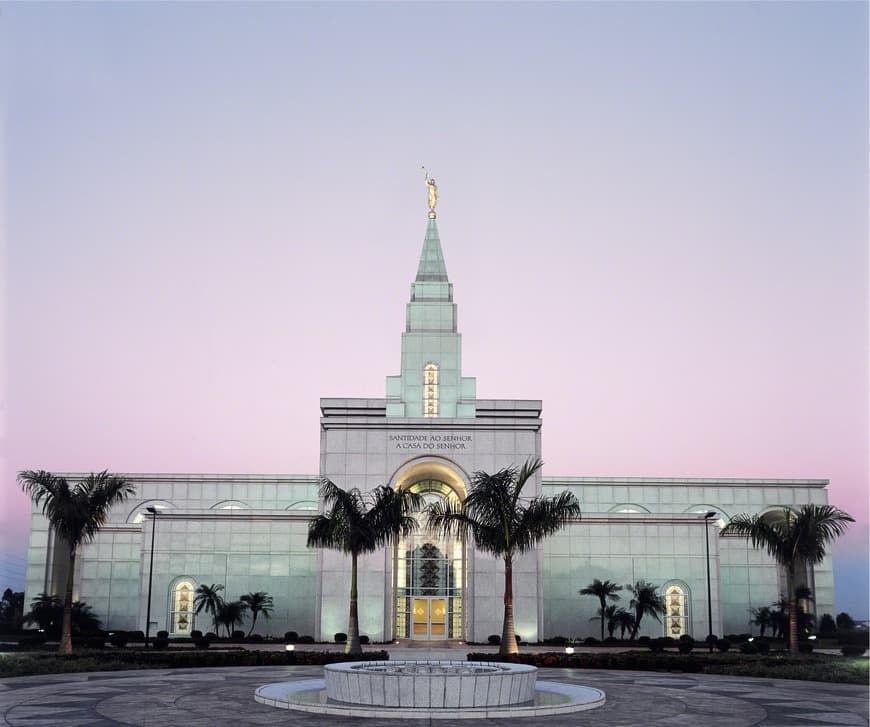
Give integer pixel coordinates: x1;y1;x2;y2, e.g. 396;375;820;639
2;2;867;617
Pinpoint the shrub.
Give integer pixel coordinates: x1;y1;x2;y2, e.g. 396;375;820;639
205;632;217;642
838;630;869;649
677;638;694;654
190;630;203;641
818;614;837;637
334;632;347;644
298;635;315;644
18;634;47;648
544;636;569;646
152;637;169;650
798;642;814;654
755;639;770;654
647;638;670;654
715;639;731;653
109;632;129;648
604;636;618;644
836;612;856;631
156;630;169;640
360;635;370;645
231;630;245;642
284;631;299;643
248;634;263;642
583;637;600;646
739;641;759;655
841;645;867;657
487;635;501;645
129;630;145;642
705;634;718;649
193;636;210;650
637;636;651;646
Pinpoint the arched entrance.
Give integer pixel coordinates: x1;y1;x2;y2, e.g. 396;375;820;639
392;460;468;641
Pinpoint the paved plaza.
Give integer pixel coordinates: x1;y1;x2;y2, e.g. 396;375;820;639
0;658;866;726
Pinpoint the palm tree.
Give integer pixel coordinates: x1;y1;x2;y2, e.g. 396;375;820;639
721;504;853;656
240;591;274;636
427;458;580;656
1;589;25;632
24;593;63;633
750;605;774;638
193;584;225;633
308;479;422;655
17;470;135;655
603;604;620;639
216;600;249;638
627;580;665;639
580;579;622;641
614;609;635;640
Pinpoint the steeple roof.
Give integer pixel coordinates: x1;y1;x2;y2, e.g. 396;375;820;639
415;219;449;282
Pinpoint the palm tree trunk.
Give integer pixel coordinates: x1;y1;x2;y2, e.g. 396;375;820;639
247;613;257;638
787;568;798;656
631;609;641;640
500;555;518;656
346;551;361;655
598;596;605;642
59;548;76;656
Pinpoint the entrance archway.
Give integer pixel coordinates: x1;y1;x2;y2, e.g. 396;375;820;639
392;460;468;641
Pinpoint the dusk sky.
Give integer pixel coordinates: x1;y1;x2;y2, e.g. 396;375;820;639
2;2;867;617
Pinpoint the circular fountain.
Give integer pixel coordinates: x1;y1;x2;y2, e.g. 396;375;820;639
255;660;605;719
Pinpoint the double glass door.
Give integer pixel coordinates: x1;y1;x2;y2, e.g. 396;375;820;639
412;597;447;639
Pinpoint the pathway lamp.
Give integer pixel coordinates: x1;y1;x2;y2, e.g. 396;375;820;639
145;506;158;649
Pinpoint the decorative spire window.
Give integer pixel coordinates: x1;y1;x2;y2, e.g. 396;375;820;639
664;583;689;637
170;580;195;635
423;364;439;417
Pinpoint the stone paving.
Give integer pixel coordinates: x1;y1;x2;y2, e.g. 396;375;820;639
0;648;867;726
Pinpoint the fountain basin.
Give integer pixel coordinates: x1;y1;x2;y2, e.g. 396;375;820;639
324;660;536;708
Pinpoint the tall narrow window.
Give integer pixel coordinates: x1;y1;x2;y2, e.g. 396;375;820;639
664;584;688;637
423;364;439;417
170;580;195;635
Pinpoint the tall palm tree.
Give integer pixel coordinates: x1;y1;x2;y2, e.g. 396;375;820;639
240;591;274;637
580;579;622;641
308;479;422;655
24;593;63;633
614;608;635;640
193;584;225;633
721;504;853;656
216;600;249;638
427;458;580;656
627;580;665;639
17;470;135;655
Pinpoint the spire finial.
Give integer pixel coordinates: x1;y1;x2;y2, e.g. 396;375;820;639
422;166;438;219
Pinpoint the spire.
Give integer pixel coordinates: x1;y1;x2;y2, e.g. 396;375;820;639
415;218;449;282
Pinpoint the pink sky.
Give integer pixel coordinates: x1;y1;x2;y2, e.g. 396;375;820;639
2;3;867;616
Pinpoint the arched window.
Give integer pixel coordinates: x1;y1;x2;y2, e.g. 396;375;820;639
128;500;174;524
423;363;439;417
211;500;250;510
170;579;196;635
609;504;650;514
663;582;690;637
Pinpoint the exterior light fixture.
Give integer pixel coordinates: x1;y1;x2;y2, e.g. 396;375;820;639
808;635;817;641
747;637;754;642
285;644;295;651
144;507;158;649
702;511;717;653
565;647;574;654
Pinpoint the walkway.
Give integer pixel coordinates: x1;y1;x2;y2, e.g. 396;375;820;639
0;652;866;726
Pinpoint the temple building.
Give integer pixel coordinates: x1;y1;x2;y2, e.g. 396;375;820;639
23;189;834;642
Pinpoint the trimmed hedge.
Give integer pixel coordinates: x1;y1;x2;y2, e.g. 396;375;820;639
0;649;391;676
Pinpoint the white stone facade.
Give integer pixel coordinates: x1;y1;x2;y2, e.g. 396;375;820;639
23;216;834;642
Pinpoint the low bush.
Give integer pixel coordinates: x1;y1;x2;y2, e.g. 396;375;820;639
360;635;370;645
637;636;651;646
798;642;814;654
231;630;246;642
128;630;145;642
109;632;129;648
604;636;618;644
205;632;217;642
755;639;770;655
334;633;347;644
192;636;210;650
284;631;299;643
248;634;263;642
647;638;670;654
72;636;106;649
543;636;569;646
677;638;694;654
583;637;599;646
18;634;47;648
152;637;169;650
739;641;758;655
841;645;867;657
156;630;169;640
487;635;501;645
297;635;315;644
190;630;203;641
716;639;732;653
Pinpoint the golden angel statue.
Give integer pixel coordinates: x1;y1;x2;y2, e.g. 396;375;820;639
422;167;438;218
